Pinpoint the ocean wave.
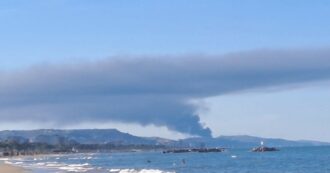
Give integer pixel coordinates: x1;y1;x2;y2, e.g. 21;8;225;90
3;154;175;173
58;165;94;172
4;160;13;164
9;160;92;172
68;156;93;160
4;161;23;165
42;162;93;172
108;169;175;173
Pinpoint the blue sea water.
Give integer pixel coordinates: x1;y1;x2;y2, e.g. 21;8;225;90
4;146;330;173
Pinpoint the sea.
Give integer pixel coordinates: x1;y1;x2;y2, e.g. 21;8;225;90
2;146;330;173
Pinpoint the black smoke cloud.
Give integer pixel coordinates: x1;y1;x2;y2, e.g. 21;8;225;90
1;49;330;137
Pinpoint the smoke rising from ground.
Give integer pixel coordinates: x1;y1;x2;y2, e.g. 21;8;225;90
1;49;330;137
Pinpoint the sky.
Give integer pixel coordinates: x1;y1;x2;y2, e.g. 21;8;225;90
1;0;330;141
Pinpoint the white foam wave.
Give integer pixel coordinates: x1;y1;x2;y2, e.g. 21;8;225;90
34;162;46;166
109;169;175;173
58;163;93;172
68;156;94;160
4;161;13;164
4;161;23;165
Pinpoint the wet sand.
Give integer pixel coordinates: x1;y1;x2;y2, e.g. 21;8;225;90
0;163;29;173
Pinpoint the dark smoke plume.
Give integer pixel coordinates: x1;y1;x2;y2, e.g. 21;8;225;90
1;49;330;137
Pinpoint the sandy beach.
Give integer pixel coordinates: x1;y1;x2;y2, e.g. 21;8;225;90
0;163;29;173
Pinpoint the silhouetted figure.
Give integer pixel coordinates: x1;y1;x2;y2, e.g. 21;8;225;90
182;159;186;165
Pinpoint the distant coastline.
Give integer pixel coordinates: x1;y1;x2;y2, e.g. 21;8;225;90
1;129;329;158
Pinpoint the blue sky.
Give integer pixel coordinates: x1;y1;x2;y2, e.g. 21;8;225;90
1;0;330;141
1;0;330;68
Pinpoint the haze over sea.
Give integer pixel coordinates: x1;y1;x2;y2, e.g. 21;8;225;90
2;146;330;173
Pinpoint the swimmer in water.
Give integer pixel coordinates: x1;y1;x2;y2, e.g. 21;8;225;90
182;159;186;165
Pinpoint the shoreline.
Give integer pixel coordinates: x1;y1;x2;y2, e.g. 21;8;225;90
0;163;29;173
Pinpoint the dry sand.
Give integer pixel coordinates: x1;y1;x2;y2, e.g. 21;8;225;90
0;163;29;173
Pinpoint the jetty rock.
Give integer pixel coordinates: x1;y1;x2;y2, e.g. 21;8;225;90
163;147;225;154
251;146;279;152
